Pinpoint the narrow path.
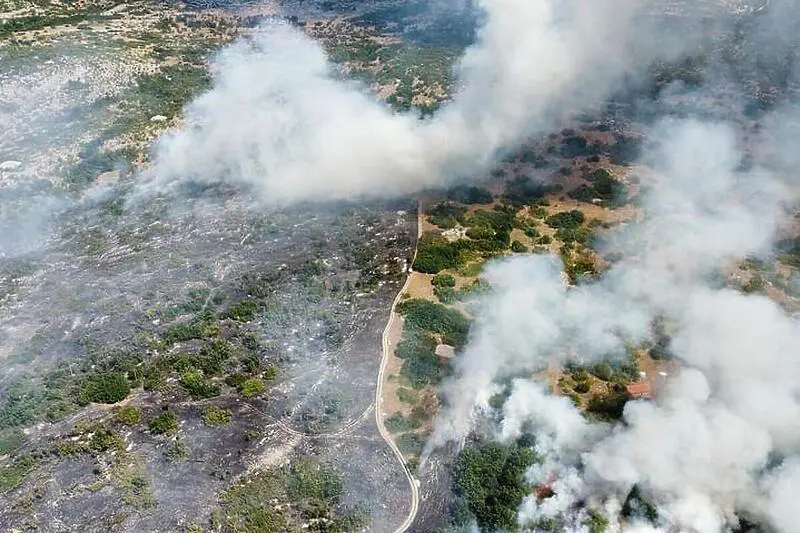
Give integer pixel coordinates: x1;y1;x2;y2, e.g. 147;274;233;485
375;201;422;533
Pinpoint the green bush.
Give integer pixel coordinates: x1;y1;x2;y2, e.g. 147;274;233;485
453;441;537;532
511;240;528;253
179;369;220;399
413;242;461;274
432;273;456;287
395;330;445;388
427;202;467;228
397;388;417;404
225;373;248;389
202;405;232;427
446;185;493;204
0;428;23;454
240;378;266;398
79;372;131;405
586;511;610;533
386;413;411;434
546;210;585;230
263;365;279;380
434;285;457;304
586;391;630;421
0;455;39;493
222;299;260;321
396;432;426;455
504;176;553;206
114;406;142;426
396;298;470;346
162;321;205;345
149;411;179;436
287;458;343;505
573;380;591;394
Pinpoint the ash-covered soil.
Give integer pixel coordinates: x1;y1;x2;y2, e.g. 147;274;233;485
0;180;418;530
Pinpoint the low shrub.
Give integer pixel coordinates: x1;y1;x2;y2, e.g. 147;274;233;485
240;378;266;398
149;411;179;436
202;405;232;427
114;406;142;426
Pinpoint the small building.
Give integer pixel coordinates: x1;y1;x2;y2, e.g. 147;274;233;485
626;382;651;399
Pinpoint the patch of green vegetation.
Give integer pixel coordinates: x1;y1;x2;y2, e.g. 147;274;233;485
79;372;131;405
622;484;660;524
202;405;232;427
164;439;190;462
221;299;260;322
435;278;489;305
396;431;426;455
149;411;179;436
397;387;417;404
287;457;343;504
586;390;630;421
432;273;456;288
427;202;467;229
113;406;142;426
107;64;212;138
220;457;366;532
239;378;265;398
585;511;610;533
0;455;39;493
396;298;470;346
179;368;220;399
0;5;116;39
395;330;443;388
561;248;597;284
452;441;538;532
378;44;460;113
446;185;493;204
608;134;643;166
220;470;290;532
560;135;602;158
0;428;24;454
546;209;585;230
386;412;422;434
65;141;136;190
569;168;626;207
413;240;463;273
511;240;528;253
504;176;554;207
52;424;125;458
0;373;76;430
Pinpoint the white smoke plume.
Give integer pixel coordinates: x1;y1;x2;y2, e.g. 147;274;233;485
145;0;706;203
428;114;800;532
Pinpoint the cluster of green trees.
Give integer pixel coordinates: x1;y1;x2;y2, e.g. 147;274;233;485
396;298;470;346
569;168;627;207
413;236;466;274
446;185;494;204
504;176;555;207
393;299;470;388
395;330;445;388
452;440;538;531
427;203;468;229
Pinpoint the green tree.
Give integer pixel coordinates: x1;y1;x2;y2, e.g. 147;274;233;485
453;441;537;531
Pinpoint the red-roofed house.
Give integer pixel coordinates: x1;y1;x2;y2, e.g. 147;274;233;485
626;382;651;399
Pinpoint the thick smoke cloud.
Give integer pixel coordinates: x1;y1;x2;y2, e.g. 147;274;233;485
146;0;704;203
143;0;800;530
428;115;800;532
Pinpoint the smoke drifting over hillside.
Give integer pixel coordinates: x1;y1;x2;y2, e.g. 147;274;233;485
148;0;702;202
428;115;800;532
145;0;800;530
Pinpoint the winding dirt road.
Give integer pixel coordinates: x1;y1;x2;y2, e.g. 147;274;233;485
375;202;422;533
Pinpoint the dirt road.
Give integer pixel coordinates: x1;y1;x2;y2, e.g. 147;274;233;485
375;202;422;533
